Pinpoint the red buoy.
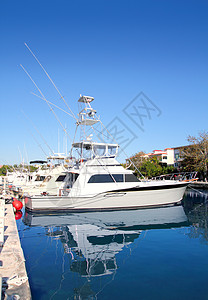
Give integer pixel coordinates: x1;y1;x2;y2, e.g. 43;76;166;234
15;210;23;220
12;199;23;211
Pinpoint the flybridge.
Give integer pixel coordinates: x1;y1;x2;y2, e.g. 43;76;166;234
72;141;119;159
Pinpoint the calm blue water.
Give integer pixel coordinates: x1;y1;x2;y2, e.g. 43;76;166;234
17;189;208;300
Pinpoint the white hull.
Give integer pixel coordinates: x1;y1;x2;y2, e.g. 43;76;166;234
25;182;188;212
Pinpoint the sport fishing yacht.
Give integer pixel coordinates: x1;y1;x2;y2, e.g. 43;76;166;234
25;95;189;212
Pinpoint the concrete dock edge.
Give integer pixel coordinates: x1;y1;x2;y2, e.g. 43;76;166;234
0;203;31;300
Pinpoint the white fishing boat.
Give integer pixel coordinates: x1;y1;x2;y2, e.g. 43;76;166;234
22;164;67;196
25;95;189;212
21;153;73;197
7;169;30;189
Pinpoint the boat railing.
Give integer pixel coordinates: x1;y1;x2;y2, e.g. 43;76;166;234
151;171;198;182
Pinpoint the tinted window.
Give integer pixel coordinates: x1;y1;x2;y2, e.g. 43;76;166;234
125;174;139;182
88;174;124;183
88;174;114;183
56;175;66;182
68;173;79;181
112;174;123;182
74;173;79;181
35;176;46;181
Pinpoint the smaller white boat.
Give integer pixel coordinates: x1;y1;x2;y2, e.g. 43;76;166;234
21;154;72;197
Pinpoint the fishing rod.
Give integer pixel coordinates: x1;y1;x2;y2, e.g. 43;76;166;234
24;43;77;122
20;64;72;143
21;110;53;156
31;92;75;118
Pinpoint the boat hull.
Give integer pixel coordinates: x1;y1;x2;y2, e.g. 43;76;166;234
24;182;188;212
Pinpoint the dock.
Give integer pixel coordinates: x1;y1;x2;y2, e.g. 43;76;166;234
0;201;31;299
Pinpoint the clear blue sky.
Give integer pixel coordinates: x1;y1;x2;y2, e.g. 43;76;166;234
1;0;208;164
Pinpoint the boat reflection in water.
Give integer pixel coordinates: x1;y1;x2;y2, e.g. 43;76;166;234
24;205;188;281
24;204;188;229
183;189;208;242
21;191;208;299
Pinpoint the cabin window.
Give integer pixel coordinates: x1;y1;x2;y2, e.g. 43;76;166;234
124;174;139;182
67;173;79;182
35;176;46;181
112;174;123;182
44;176;52;182
88;174;124;183
88;174;113;183
55;175;66;182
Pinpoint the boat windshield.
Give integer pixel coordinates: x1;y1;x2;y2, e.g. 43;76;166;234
93;144;106;157
83;145;92;159
108;145;117;156
72;142;118;159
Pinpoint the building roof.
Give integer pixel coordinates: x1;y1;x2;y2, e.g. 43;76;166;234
172;145;189;150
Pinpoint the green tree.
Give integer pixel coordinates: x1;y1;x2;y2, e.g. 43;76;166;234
127;152;177;179
0;165;13;176
140;157;163;178
126;151;146;168
181;131;208;180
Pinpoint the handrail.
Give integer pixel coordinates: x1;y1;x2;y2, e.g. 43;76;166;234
151;171;198;181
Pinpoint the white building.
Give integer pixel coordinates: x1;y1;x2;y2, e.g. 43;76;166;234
142;148;180;166
143;148;174;166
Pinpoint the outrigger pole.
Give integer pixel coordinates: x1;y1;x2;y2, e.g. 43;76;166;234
20;64;72;143
24;43;77;122
21;110;54;156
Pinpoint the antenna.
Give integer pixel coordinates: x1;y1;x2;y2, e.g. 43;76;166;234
17;146;23;165
65;124;68;155
58;128;60;153
24;143;29;166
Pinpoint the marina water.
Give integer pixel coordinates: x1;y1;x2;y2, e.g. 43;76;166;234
17;189;208;299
